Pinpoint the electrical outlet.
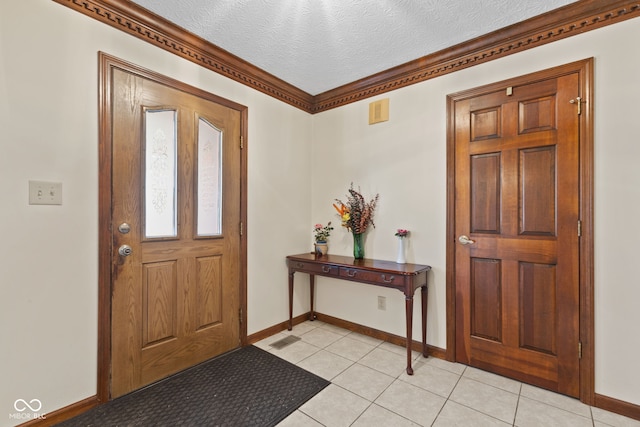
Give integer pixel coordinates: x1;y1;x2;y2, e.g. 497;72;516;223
29;180;62;205
377;296;386;311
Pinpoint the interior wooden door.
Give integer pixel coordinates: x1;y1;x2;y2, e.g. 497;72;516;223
109;67;242;398
452;72;581;397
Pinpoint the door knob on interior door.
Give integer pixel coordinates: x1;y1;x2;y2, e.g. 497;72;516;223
118;245;133;256
458;235;475;245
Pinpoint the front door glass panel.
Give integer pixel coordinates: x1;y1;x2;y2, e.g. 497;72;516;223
144;109;178;238
196;117;223;237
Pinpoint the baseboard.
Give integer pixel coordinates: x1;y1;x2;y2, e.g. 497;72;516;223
247;312;311;344
314;312;447;359
247;310;446;360
17;395;99;427
595;393;640;421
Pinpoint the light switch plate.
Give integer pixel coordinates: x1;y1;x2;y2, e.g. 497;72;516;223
29;180;62;205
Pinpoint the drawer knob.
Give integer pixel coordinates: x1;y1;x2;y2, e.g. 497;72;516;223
381;274;395;283
322;265;332;273
296;263;304;268
347;269;357;277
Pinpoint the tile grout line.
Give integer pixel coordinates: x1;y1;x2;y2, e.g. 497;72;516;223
306;323;436;426
430;364;468;426
271;322;637;426
512;382;523;426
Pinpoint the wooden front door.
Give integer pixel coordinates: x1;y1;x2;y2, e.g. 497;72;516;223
449;65;584;397
107;62;244;398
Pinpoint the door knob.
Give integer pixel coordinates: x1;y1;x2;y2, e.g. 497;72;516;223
118;245;133;256
458;235;476;245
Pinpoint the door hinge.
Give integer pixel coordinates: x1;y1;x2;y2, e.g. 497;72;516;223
569;96;584;115
239;308;243;325
578;220;582;237
240;221;243;236
578;341;582;359
240;136;244;149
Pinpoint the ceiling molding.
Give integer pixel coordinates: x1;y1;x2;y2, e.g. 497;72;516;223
53;0;639;114
52;0;314;111
313;0;640;113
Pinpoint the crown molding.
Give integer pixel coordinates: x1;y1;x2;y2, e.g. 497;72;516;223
52;0;314;111
312;0;640;113
53;0;640;114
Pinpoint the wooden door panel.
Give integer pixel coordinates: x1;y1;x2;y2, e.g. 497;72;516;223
469;238;557;263
142;261;178;347
141;240;225;262
195;255;223;329
470;258;502;342
519;95;557;133
520;262;557;354
470;338;557;386
454;72;580;397
469;131;557;154
470;153;501;234
110;68;242;398
471;107;501;141
519;146;556;235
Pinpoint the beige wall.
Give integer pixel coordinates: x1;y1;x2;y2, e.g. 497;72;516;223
0;1;312;425
311;17;640;408
0;1;638;425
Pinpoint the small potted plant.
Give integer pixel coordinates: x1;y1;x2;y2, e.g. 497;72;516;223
313;222;333;256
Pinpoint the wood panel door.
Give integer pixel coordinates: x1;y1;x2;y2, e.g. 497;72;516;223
451;70;582;396
108;66;243;398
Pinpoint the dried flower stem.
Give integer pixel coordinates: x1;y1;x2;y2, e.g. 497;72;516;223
334;183;379;234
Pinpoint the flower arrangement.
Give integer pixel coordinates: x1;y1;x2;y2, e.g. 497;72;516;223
395;229;409;238
333;183;379;234
313;222;333;242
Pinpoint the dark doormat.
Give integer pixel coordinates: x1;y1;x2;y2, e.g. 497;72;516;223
56;345;329;427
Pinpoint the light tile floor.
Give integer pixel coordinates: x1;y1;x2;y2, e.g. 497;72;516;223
254;320;640;427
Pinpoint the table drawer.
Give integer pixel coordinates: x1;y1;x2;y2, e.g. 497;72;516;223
339;267;402;286
288;260;338;276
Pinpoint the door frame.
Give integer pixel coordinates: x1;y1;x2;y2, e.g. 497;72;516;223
96;52;248;402
445;58;594;404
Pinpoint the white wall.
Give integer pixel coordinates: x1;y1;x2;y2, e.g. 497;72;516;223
0;1;312;425
1;1;639;424
311;18;640;407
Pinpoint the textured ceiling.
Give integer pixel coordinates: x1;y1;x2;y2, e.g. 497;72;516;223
130;0;577;95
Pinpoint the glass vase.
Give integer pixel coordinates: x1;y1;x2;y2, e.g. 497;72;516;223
353;232;365;259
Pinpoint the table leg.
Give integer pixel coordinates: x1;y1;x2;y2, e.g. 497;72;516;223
421;284;428;358
309;274;316;321
405;295;414;375
288;271;294;331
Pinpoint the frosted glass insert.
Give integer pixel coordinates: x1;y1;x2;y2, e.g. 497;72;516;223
197;118;222;236
144;109;177;238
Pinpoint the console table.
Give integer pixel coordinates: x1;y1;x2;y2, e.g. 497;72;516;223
286;253;431;375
